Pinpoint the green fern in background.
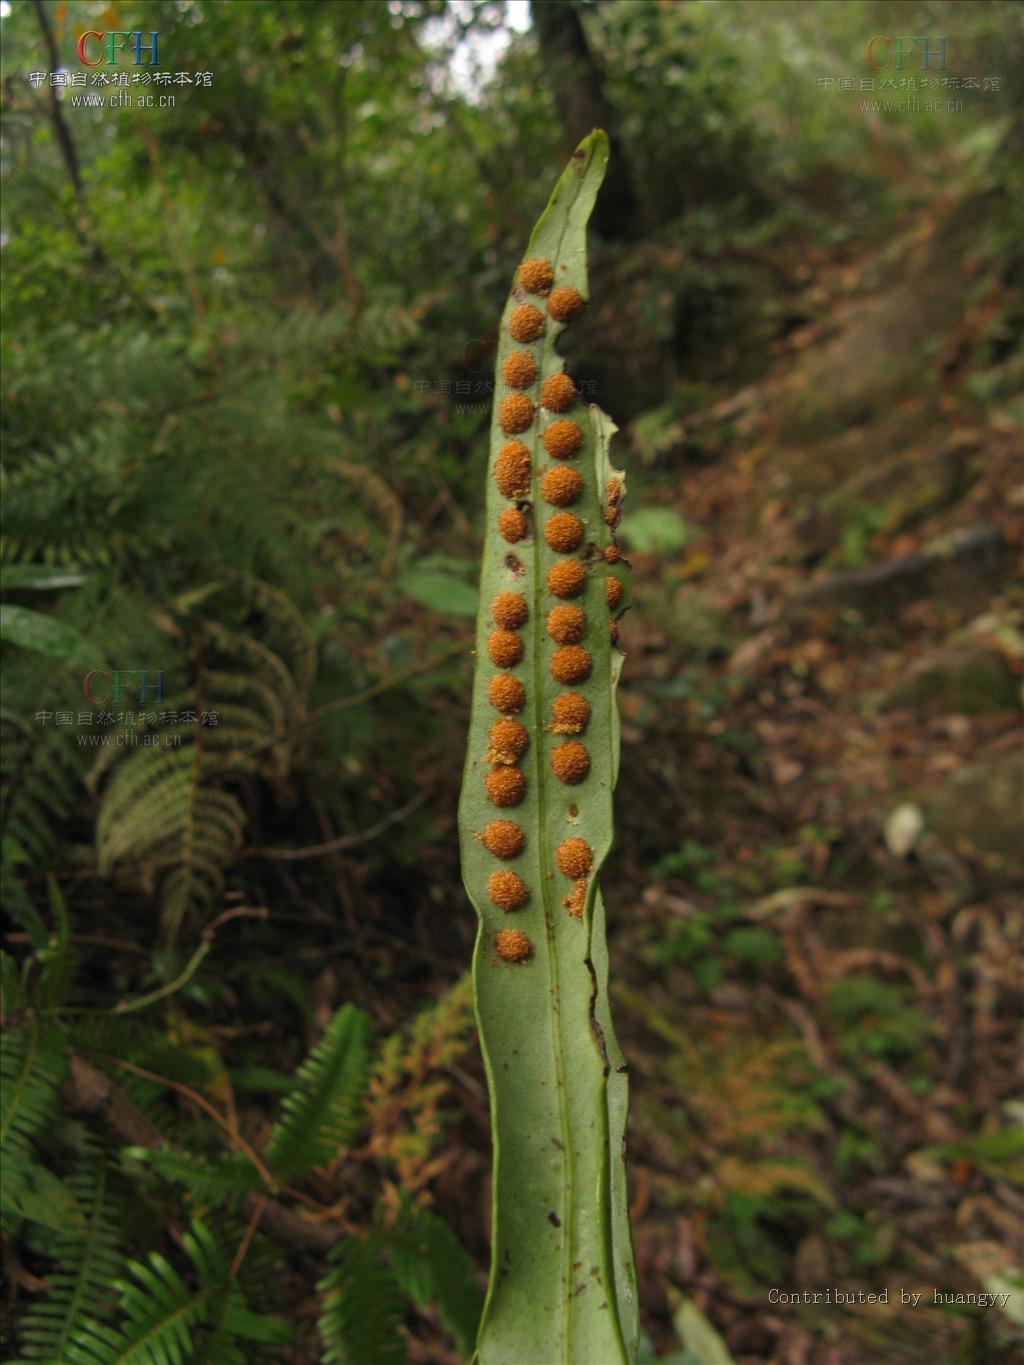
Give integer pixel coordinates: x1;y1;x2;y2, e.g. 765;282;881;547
1;712;85;868
319;1238;407;1365
83;574;315;944
1;909;481;1362
383;1198;483;1356
318;1204;481;1365
0;952;70;1233
0;532;480;1357
13;1139;123;1363
266;1002;370;1178
65;1218;292;1365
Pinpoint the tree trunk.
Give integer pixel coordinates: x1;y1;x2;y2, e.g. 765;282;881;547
530;0;638;241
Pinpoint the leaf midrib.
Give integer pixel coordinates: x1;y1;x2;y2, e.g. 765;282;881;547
525;145;596;1363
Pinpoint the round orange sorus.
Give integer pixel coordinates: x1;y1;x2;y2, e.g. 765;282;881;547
546;605;586;644
488;629;523;668
491;590;528;629
498;508;529;543
479;819;525;859
544;512;584;553
540;373;577;412
489;673;525;714
547;286;584;322
547;558;587;599
556;837;593;878
488;869;530;911
503;351;538;389
550;691;590;733
541;465;583;506
485;766;526;807
550;645;591;685
494;442;531;499
487;716;529;763
496;926;532;961
519;258;554;295
509;303;545;343
499;393;536;435
551;740;590;784
543;420;583;460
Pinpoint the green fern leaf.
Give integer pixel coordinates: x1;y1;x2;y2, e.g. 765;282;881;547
125;1148;261;1209
185;1220;292;1365
1;710;84;867
2;429;145;567
35;876;78;1009
0;964;76;1233
67;1219;289;1365
1;866;48;951
318;1235;405;1365
69;1244;209;1365
383;1200;482;1356
95;745;246;944
14;1140;122;1362
266;1004;370;1178
89;575;314;943
0;1012;67;1168
457;129;639;1363
228;571;316;696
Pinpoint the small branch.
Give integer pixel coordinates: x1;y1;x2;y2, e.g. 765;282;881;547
307;638;470;724
232;638;469;764
112;940;209;1014
63;1056;345;1255
229;1195;267;1279
111;1056;279;1190
245;792;428;861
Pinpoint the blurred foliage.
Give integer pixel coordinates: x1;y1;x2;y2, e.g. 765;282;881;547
1;0;1021;1360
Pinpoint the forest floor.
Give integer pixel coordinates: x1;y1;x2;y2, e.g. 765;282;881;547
600;187;1023;1364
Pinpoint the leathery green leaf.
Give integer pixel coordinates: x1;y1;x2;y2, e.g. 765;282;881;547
458;129;639;1365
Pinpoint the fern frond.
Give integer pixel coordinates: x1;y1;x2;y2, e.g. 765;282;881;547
95;745;245;942
0;1010;70;1229
14;1139;122;1362
126;1148;261;1210
225;571;316;696
73;1015;215;1092
0;949;27;1013
69;1241;210;1365
0;1013;67;1157
68;1219;289;1365
203;625;297;721
88;575;314;941
181;1220;292;1365
383;1200;481;1356
193;1213;284;1335
318;1235;405;1365
1;710;84;866
35;877;78;1009
266;1004;371;1178
0;428;143;567
1;866;48;951
71;1014;231;1151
